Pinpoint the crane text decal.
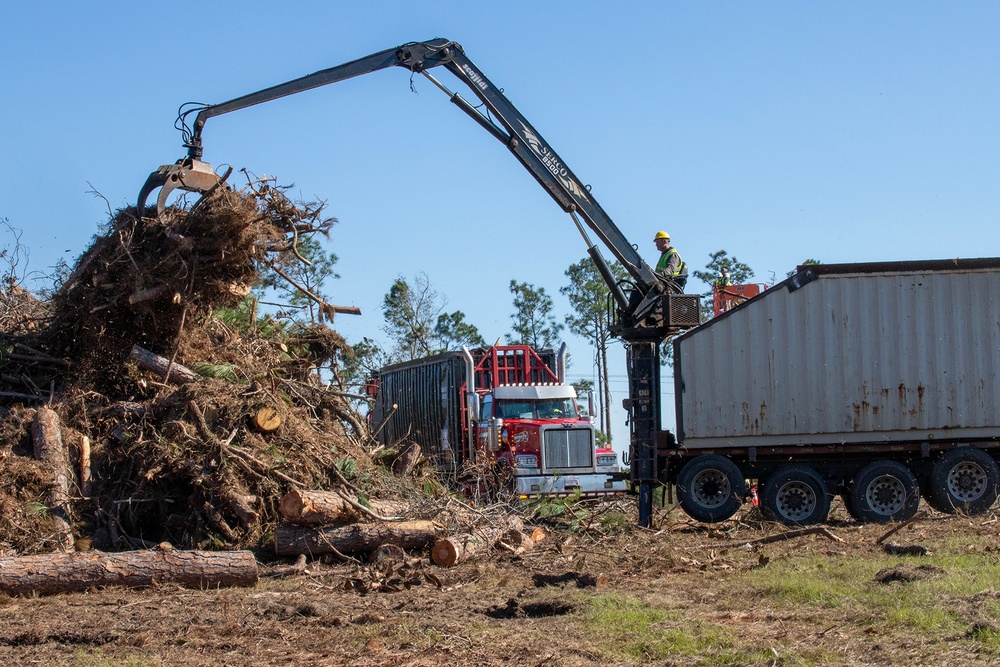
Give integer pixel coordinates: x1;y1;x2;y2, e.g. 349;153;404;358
518;122;588;200
461;64;489;91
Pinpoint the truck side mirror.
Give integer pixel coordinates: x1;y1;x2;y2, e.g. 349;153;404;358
467;394;480;421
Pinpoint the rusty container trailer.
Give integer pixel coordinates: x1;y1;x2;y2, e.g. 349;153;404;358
667;258;1000;525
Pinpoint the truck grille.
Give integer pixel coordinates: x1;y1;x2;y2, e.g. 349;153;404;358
542;428;593;470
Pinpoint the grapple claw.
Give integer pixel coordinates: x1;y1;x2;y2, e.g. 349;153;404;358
137;158;223;216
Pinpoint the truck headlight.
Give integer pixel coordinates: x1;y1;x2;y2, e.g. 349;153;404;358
597;454;618;467
515;454;538;468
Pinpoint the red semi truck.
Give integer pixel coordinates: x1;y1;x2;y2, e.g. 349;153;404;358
367;344;626;497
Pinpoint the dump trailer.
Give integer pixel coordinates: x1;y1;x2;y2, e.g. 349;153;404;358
662;258;1000;524
369;344;626;497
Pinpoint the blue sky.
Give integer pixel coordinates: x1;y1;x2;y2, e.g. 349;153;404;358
3;2;998;455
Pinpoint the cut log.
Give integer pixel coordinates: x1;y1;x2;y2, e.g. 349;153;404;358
278;490;409;525
31;406;74;552
226;493;259;527
128;284;171;305
202;502;236;541
128;344;199;384
501;530;537;553
253;406;282;432
391;441;422;478
432;515;525;568
506;526;546;550
78;435;92;498
274;520;438;556
0;547;258;596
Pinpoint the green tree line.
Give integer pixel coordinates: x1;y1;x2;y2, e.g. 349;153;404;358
250;235;819;444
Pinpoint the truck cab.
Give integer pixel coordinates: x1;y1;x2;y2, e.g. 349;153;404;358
477;383;624;497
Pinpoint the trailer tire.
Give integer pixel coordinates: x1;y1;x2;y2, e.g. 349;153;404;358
848;461;920;524
927;448;1000;515
676;455;746;523
761;466;831;526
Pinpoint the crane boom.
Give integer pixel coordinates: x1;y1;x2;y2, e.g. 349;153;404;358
136;39;701;525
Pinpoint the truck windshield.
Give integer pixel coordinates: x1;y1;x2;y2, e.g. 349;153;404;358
496;399;578;419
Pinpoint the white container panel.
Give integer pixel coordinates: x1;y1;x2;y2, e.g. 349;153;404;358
676;263;1000;448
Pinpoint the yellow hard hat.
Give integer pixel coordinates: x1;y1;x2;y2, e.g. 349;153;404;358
654;231;670;241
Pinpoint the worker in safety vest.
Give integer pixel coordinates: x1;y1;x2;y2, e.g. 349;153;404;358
653;231;688;291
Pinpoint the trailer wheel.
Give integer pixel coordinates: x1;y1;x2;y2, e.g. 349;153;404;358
927;448;1000;515
848;461;920;524
761;466;831;526
676;455;746;523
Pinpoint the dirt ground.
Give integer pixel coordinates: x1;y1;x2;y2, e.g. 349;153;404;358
5;176;996;666
1;500;998;667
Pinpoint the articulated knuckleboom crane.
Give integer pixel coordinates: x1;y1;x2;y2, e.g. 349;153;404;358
137;39;701;525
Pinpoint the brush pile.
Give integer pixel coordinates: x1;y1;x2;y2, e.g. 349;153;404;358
0;182;440;558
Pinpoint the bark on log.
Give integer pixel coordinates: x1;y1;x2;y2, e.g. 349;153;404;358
31;406;74;552
202;502;236;541
278;490;409;525
128;284;171;305
78;435;92;498
226;493;259;527
128;345;199;384
274;520;438;556
500;531;538;553
392;441;422;478
432;515;525;568
0;547;258;596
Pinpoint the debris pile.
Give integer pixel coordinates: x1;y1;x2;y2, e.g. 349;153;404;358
0;180;597;597
0;183;428;560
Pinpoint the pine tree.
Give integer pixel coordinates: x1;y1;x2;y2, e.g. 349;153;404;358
506;280;563;350
561;257;628;436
